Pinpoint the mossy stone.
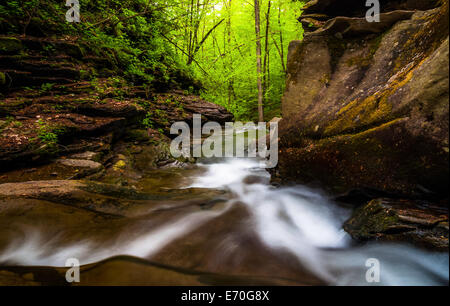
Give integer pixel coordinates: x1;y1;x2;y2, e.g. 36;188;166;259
0;72;6;86
0;37;23;54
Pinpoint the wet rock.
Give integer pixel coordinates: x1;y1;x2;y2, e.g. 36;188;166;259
344;198;449;251
55;159;103;179
0;157;106;184
0;255;312;286
0;180;218;218
151;203;324;285
154;91;234;127
276;2;449;197
69;151;102;162
74;99;146;121
243;175;271;185
266;117;282;128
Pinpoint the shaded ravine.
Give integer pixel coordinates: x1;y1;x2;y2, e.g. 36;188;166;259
0;156;448;285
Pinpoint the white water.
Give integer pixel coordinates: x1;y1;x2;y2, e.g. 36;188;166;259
0;157;448;286
190;158;449;286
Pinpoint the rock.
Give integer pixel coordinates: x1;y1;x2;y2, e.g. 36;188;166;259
0;156;108;184
276;2;449;197
0;72;5;86
113;160;126;171
0;34;231;171
55;158;103;178
154;91;234;126
0;270;41;286
301;0;440;18
74;99;146;120
309;11;415;37
100;129;176;187
0;37;23;54
344;198;449;251
0;113;125;169
0;180;217;218
56;159;102;170
0;255;314;286
267;117;282;128
243;175;271;185
69;151;102;161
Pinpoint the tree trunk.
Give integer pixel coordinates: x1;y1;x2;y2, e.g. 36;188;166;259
278;5;285;74
226;0;233;107
254;0;264;122
263;0;271;106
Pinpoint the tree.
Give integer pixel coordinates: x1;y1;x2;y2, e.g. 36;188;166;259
254;0;264;122
263;0;271;107
165;0;304;121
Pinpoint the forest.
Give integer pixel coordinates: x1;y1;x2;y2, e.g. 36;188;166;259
1;0;304;121
0;0;448;288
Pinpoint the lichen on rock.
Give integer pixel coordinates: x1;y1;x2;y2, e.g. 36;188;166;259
276;0;449;198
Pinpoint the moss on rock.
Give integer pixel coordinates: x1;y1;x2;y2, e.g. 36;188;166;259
0;72;6;86
0;37;23;54
344;198;449;251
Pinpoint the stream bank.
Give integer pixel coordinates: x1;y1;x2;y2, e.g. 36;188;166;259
274;0;449;249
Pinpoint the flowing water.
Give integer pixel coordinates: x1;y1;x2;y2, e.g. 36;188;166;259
0;131;448;286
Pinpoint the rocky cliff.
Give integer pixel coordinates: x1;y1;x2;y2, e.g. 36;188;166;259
277;0;449;199
0;35;232;177
275;0;449;248
0;1;233;177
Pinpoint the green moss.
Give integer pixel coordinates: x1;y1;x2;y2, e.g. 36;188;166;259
124;129;151;143
0;37;23;54
346;34;384;68
113;160;126;171
345;199;401;239
0;72;5;86
326;36;347;73
81;181;160;201
324;57;420;137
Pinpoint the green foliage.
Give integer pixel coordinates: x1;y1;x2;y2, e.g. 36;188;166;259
168;0;305;120
0;0;198;89
36;119;59;146
0;0;306;121
40;82;54;93
142;113;155;129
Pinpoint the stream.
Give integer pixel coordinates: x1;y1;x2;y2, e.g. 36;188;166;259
0;130;448;286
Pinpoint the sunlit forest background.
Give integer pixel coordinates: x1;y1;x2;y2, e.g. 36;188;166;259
0;0;305;120
174;0;304;120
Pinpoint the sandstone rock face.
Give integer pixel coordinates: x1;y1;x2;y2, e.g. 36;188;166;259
344;198;449;251
277;1;449;197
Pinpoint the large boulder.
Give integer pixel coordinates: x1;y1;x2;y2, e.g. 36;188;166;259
0;255;313;286
276;1;449;198
344;198;449;251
